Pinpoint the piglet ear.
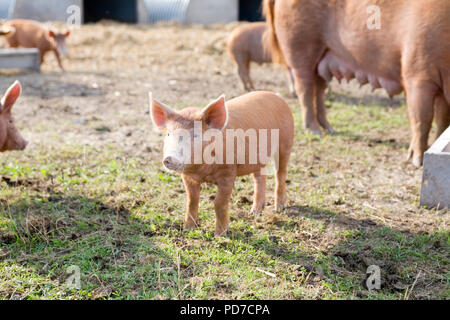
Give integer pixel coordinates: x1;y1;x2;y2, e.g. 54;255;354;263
1;80;22;113
201;95;228;130
48;30;55;38
149;92;174;131
65;30;71;37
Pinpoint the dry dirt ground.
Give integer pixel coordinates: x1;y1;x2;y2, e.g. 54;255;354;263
0;22;448;300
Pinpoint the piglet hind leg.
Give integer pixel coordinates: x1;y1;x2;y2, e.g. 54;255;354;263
250;171;266;215
39;50;46;65
54;49;65;71
182;175;201;230
405;80;437;167
236;58;254;92
274;151;290;211
214;177;235;237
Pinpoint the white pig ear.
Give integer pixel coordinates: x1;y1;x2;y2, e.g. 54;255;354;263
1;80;22;113
149;92;174;131
201;95;228;130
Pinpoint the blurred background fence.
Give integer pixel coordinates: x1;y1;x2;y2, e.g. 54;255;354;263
0;0;264;24
145;0;190;24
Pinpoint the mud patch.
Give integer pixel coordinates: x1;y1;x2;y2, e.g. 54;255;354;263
0;231;16;244
1;176;55;193
25;215;57;236
91;286;114;299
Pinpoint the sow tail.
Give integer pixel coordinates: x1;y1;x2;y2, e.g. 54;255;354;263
262;0;286;65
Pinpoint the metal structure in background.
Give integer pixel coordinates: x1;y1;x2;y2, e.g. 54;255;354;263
0;0;15;20
84;0;138;23
1;0;239;25
144;0;190;24
239;0;263;22
0;48;40;72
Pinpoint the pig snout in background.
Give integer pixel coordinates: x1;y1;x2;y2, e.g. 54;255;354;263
0;81;29;152
49;30;71;57
150;91;294;237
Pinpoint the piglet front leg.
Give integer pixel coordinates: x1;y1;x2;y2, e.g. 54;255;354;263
182;175;200;230
214;178;235;237
54;49;65;71
250;171;266;214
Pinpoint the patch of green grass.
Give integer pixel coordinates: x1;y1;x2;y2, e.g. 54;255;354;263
0;101;448;300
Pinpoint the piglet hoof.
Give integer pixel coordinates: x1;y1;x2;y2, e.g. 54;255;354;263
214;226;230;238
406;146;414;161
275;205;286;213
183;221;199;231
307;128;322;136
326;127;337;135
214;230;229;238
405;147;423;167
250;203;264;215
412;156;423;168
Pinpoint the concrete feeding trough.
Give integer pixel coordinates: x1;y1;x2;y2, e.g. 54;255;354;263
420;126;450;209
0;48;41;72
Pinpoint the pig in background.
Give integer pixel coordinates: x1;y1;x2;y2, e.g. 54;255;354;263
2;19;70;71
150;91;294;237
0;81;28;152
227;22;296;97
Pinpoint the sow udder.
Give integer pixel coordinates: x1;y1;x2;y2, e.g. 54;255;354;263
318;51;404;98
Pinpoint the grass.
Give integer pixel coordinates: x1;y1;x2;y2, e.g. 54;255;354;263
0;99;448;300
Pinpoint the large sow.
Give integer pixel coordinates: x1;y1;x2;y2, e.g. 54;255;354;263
264;0;450;166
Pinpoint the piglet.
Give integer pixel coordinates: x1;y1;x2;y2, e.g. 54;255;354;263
150;91;294;236
0;81;28;152
3;19;70;71
227;22;296;96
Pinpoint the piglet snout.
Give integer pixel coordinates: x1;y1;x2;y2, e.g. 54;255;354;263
15;139;28;151
163;156;183;171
